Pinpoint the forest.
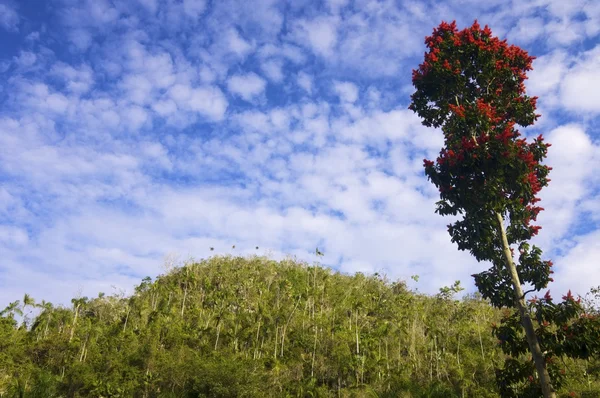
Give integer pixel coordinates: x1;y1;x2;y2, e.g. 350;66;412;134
1;254;599;397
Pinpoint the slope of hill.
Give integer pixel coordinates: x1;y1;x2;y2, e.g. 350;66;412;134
0;255;598;397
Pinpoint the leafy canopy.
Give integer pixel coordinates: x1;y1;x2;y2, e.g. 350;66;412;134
409;20;552;308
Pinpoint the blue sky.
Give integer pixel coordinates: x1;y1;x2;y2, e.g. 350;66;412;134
0;0;599;307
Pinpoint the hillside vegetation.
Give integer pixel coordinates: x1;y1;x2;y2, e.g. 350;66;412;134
1;255;598;397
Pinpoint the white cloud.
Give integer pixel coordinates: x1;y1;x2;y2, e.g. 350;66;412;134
537;124;599;247
559;45;600;114
13;51;36;67
293;16;339;58
545;19;585;46
50;62;95;94
226;28;253;58
64;0;120;27
13;81;73;115
332;8;422;77
69;29;93;51
326;0;349;13
333;81;359;103
0;226;28;246
136;0;157;13
152;99;177;116
123;105;150;131
188;86;229;120
507;17;545;44
528;50;568;99
555;229;600;298
167;83;229;121
121;74;153;105
261;59;284;82
259;43;306;64
227;72;267;101
297;72;313;94
0;2;18;32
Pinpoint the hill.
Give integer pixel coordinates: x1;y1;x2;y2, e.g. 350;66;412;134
1;255;598;397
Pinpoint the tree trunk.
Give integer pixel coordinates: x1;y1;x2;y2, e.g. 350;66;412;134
44;316;50;339
311;324;317;378
281;296;301;357
496;212;556;398
123;306;130;333
214;322;221;351
69;304;80;343
180;286;187;317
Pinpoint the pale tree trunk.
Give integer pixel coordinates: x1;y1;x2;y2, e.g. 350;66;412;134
496;212;556;398
281;296;301;357
79;334;89;362
123;306;130;333
43;311;51;339
180;286;187;317
214;321;221;351
69;304;80;343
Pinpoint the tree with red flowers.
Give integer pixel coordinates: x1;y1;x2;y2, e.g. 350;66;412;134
409;21;600;397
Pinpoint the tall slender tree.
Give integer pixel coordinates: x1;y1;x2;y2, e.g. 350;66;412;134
409;20;556;396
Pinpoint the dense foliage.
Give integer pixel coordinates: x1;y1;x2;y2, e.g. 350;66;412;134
409;20;600;397
1;255;599;397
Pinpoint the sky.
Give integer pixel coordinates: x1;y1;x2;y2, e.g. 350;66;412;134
0;0;599;308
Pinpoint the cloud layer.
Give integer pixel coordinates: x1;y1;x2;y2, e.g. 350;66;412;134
0;0;599;307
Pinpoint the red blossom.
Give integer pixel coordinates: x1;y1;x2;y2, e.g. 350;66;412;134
461;136;476;150
448;103;466;118
476;133;490;144
563;290;574;301
495;124;515;145
517;150;536;168
476;98;496;120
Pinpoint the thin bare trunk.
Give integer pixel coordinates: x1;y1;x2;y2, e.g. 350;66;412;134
123;306;130;333
254;318;261;360
477;321;485;362
274;324;278;359
355;310;360;355
311;324;317;378
281;296;301;357
44;314;50;339
496;212;556;398
214;322;221;351
434;335;440;380
69;304;80;343
180;286;187;317
79;334;88;362
457;334;461;367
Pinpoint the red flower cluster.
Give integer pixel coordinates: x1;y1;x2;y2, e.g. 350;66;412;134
563;290;574;301
413;19;535;89
448;103;465;118
476;98;498;122
495;124;515;145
